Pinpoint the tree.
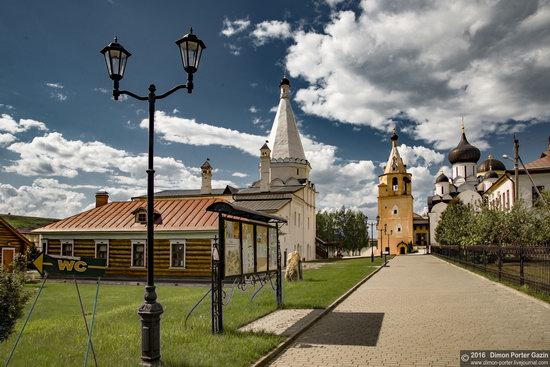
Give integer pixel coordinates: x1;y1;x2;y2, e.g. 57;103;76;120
435;199;474;247
436;193;550;248
316;207;369;254
0;268;30;342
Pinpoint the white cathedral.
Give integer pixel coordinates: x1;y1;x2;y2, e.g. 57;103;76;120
427;123;508;246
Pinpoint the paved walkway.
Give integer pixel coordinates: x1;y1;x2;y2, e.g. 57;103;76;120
269;255;550;367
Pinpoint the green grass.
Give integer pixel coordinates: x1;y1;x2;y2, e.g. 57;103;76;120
435;255;550;304
0;257;383;367
0;214;58;230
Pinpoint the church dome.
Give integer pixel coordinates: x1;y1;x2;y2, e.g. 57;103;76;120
483;170;499;180
436;173;449;183
448;131;480;164
280;77;290;86
477;155;506;174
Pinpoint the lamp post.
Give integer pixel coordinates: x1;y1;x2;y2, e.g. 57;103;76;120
384;223;390;252
371;216;379;262
101;29;205;366
387;229;392;256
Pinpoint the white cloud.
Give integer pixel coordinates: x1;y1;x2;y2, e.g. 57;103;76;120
50;92;67;102
249;106;259;113
251;20;292;46
285;0;550;150
0;179;87;218
94;87;109;94
0;114;48;134
221;18;251;37
396;144;444;168
269;106;278;113
46;82;64;89
149;111;265;156
0;133;16;146
232;172;248;178
225;43;241;56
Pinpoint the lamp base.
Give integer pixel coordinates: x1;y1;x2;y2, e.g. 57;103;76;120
138;286;164;366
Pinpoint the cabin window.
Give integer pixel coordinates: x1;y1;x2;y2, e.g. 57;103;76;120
95;240;109;266
61;240;74;257
131;240;146;268
136;211;147;224
42;239;48;255
170;240;186;268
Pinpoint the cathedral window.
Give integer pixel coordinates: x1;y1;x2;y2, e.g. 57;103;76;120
392;177;398;192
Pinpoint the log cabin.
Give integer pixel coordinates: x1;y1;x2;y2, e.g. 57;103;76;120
0;216;33;271
33;193;224;279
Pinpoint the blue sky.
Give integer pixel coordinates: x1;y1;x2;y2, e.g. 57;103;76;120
0;0;549;220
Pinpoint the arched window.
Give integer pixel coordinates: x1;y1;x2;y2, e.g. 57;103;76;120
392;177;398;191
392;205;398;216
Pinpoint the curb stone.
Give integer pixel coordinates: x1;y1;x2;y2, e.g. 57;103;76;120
250;260;389;367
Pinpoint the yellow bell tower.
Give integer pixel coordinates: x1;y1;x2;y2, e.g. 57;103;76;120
377;131;414;255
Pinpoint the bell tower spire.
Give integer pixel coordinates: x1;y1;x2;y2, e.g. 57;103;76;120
268;76;311;183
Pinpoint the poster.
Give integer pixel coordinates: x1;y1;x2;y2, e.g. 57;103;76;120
256;225;268;272
224;220;241;277
268;227;278;271
242;223;255;274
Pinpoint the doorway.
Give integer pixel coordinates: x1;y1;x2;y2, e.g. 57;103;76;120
399;247;406;255
1;248;15;272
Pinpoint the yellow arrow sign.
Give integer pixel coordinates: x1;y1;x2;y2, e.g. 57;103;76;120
31;252;54;276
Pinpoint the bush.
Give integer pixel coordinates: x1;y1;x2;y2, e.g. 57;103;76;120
26;244;40;271
0;268;30;342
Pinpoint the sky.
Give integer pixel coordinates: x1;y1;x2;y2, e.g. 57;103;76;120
0;0;549;221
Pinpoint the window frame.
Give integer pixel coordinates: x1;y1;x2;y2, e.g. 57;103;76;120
60;240;74;257
42;239;48;255
131;240;146;268
95;240;109;267
169;239;186;269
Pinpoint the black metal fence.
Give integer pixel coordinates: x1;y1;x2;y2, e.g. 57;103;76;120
432;245;550;295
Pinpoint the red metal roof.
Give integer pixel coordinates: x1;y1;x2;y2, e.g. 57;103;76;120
523;140;550;170
36;198;225;233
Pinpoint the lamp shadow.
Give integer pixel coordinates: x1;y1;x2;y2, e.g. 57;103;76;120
296;311;384;346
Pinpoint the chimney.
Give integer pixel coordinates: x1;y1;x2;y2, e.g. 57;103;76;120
201;158;212;194
95;191;109;208
260;141;271;192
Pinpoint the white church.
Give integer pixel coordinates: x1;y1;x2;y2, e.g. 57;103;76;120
427;122;550;246
150;77;317;260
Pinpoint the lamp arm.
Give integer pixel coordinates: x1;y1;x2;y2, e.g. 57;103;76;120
115;90;148;101
156;83;190;100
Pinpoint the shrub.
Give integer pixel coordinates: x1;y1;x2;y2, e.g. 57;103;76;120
0;268;30;342
26;244;40;271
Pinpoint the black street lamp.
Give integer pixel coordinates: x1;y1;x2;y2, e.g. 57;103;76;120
373;215;380;262
101;29;205;367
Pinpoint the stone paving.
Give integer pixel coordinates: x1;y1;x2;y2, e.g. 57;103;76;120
269;255;550;367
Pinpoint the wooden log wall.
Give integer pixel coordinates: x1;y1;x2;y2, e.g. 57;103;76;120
0;221;26;266
45;238;212;278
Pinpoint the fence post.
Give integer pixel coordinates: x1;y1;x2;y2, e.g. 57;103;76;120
498;247;502;281
519;246;525;286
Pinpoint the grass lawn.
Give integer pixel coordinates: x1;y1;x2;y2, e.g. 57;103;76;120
0;214;58;229
1;257;383;367
434;255;550;304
